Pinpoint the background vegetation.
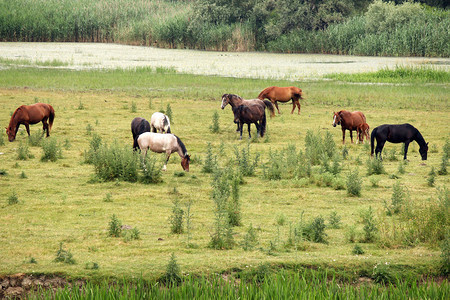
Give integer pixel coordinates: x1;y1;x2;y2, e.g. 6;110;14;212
0;0;448;56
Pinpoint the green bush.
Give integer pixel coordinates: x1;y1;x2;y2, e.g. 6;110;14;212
16;141;32;160
385;181;406;216
108;214;122;238
159;253;181;286
241;223;258;251
202;142;217;173
367;157;385;175
92;141;139;182
170;198;184;234
347;169;362;197
303;216;328;244
209;111;220;133
41;137;62;162
234;144;259;177
361;206;378;243
54;243;75;265
140;156;163;184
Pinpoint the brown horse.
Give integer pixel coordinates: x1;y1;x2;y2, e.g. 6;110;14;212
221;94;274;139
6;103;55;142
357;122;370;143
257;86;304;114
332;110;366;144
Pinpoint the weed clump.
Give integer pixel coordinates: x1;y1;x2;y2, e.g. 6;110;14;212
241;223;258;251
108;214;122;237
41;137;62;162
367;158;385;175
54;243;75;265
209;111;220;133
346;169;362;197
8;191;19;205
170;197;184;234
159;253;181;286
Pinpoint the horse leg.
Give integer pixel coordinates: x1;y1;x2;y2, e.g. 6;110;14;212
247;123;251;139
239;122;243;140
350;130;354;144
274;101;281;114
24;123;31;136
163;152;171;171
403;142;410;160
295;100;301;114
291;100;296;114
375;140;385;160
42;120;49;137
342;128;346;144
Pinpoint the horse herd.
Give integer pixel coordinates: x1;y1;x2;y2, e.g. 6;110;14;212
4;86;429;172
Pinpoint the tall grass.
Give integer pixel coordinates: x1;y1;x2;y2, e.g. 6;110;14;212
29;270;449;299
0;0;447;56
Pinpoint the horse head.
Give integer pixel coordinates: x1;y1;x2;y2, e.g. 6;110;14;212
181;154;190;172
332;112;341;127
221;94;230;109
419;142;429;160
5;126;15;142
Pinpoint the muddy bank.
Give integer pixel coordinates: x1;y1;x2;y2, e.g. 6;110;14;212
0;43;448;80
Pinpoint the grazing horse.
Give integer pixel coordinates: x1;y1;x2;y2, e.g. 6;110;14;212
150;112;171;133
257;86;304;114
6;103;55;142
332;110;366;144
357;122;370;143
371;124;428;160
232;104;267;139
221;94;274;136
131;117;151;150
137;132;190;171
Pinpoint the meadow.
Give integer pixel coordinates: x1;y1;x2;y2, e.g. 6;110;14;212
0;63;448;296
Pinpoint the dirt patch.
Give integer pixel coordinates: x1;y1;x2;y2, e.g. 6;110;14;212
0;273;84;299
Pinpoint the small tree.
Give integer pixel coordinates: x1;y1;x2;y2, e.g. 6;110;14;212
166;103;173;124
209;111;220;133
108;214;122;237
160;253;181;285
170;198;184;234
347;169;362;197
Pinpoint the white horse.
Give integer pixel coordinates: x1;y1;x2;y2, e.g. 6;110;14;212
137;132;190;171
150;112;171;133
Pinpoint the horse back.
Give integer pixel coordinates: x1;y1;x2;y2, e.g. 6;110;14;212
18;103;53;124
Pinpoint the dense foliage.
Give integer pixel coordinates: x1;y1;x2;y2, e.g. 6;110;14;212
0;0;448;56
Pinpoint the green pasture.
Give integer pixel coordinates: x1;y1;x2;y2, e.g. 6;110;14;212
0;66;449;283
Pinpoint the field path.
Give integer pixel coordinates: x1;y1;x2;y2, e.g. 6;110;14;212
0;42;448;80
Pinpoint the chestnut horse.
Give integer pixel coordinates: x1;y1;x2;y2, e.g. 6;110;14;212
357;122;370;143
257;86;304;114
131;117;151;150
371;124;428;160
6;103;55;142
137;132;190;171
332;110;366;144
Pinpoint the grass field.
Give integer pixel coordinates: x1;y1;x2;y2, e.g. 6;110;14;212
0;64;448;290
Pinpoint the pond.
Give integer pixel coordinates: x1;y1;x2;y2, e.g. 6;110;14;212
0;42;448;80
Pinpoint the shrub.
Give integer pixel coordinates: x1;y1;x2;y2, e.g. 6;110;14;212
159;253;181;286
140;155;163;184
370;175;381;187
234;144;259;177
19;171;27;179
361;206;378;243
202;142;217;173
165;103;173;124
367;157;385;175
303;216;328;244
170;198;184;234
440;230;450;276
372;263;393;285
130;101;137;113
385;181;405;216
103;193;112;202
427;167;436;187
241;223;258;251
228;173;241;227
92;141;139;182
209;111;220;133
108;214;122;237
8;191;19;205
347;169;362;197
17;141;32;160
84;133;102;164
41;137;62;162
438;152;448;175
54;243;75;265
28;130;43;146
328;211;341;229
263;149;282;180
352;244;365;255
397;160;407;175
346;225;357;243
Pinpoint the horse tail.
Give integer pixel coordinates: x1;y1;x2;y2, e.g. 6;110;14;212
370;127;377;157
260;112;266;137
48;104;55;132
263;100;275;118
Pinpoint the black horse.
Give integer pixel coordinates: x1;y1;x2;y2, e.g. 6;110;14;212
371;123;428;160
131;117;151;150
232;104;266;140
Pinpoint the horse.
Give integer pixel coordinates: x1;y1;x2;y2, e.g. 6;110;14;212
232;104;267;139
131;117;151;150
257;86;304;114
5;103;55;142
371;124;428;160
137;132;190;171
221;93;274;136
332;110;367;144
150;112;171;134
357;122;370;143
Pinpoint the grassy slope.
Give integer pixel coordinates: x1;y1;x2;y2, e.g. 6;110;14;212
0;67;448;280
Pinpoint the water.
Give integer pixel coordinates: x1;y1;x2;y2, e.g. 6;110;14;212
0;42;448;80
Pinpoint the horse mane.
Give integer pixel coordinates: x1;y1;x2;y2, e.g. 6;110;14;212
8;106;23;128
412;125;427;148
174;135;189;158
163;115;170;127
139;118;150;134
